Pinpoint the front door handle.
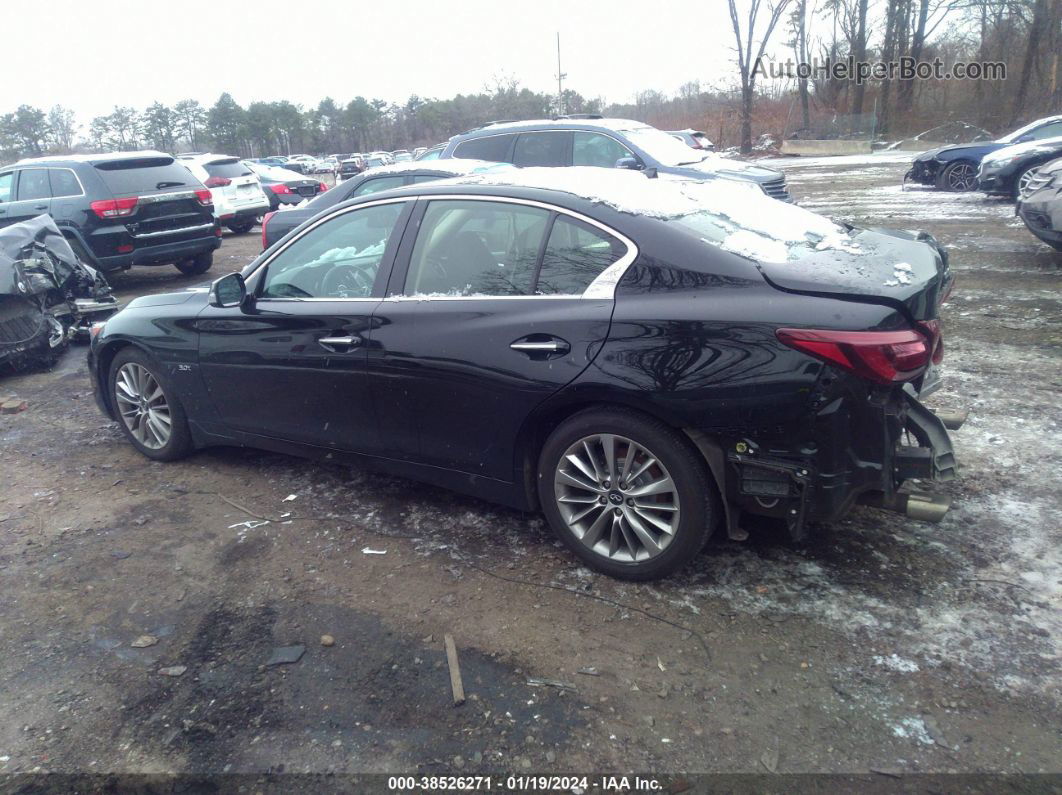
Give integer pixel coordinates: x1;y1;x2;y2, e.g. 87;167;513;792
510;341;562;353
318;335;360;351
33;204;48;211
510;336;571;358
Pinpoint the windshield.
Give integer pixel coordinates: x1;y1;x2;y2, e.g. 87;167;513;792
622;126;709;167
998;118;1059;143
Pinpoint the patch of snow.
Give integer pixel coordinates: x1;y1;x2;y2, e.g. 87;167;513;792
873;654;921;673
891;717;934;745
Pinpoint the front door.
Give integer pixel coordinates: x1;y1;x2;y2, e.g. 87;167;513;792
197;199;411;453
367;197;633;481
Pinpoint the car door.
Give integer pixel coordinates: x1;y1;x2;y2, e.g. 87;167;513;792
196;198;412;452
4;168;52;227
512;131;573;167
0;171;15;230
365;196;634;481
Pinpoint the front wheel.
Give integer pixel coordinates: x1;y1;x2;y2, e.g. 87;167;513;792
537;408;717;580
109;347;193;461
174;252;213;276
1014;164;1040;200
936;160;978;191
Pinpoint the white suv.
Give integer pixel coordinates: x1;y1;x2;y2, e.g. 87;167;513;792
178;154;270;233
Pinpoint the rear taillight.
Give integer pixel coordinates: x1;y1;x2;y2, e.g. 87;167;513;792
776;328;931;385
204;176;232;188
918;319;944;365
194;189;213;206
270;184;293;195
318;182;328;193
90;197;138;219
261;211;275;249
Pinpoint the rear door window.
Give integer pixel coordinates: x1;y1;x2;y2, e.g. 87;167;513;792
352;176;406;196
49;168;83;198
205;160;253;179
536;216;626;295
0;172;14;202
16;169;51;201
93;156;193;196
513;131;571;167
452;134;516;163
573;132;632;168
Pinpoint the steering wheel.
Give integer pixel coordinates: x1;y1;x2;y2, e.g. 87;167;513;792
320;264;374;298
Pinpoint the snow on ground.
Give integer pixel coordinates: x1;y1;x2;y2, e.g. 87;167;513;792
759;151;917;169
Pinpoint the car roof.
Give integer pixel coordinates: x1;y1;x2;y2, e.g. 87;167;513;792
15;149;174;166
350;160;515;179
175;153;242;166
456;117;650;139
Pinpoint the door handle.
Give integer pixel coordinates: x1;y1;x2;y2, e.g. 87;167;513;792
33;204;48;211
510;341;563;352
318;335;360;350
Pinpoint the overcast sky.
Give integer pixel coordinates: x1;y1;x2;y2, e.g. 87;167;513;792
6;0;744;124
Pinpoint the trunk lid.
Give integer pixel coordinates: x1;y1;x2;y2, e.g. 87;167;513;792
93;154;209;236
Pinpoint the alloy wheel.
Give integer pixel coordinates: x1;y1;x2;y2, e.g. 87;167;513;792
1017;167;1039;199
553;433;681;563
946;163;977;191
114;362;172;450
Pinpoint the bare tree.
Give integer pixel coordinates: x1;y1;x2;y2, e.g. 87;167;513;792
729;0;794;153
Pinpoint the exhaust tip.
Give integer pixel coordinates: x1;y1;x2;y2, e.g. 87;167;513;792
932;408;968;431
905;493;952;522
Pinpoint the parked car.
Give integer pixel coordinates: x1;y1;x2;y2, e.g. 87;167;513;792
243;162;328;215
3;151;220;276
668;129;715;151
337;156;367;181
393;150;414;163
284;155;318;174
177;154;270;234
413;147;427;158
439;118;790;200
906;115;1062;191
259;159;512;248
1017;156;1062;250
976;136;1062;199
362;154;389;170
1;215;117;371
416;145;445;161
255;156;290;168
88;167;959;580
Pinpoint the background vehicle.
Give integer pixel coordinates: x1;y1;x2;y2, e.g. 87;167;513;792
89;168;956;580
416;145;445;161
440;118;790;200
4;151;219;276
1018;156;1062;250
337;156;366;181
977;136;1062;199
177;154;270;234
244;162;328;215
362;154;389;169
906;115;1062;191
393;150;413;163
668;129;715;151
259;159;511;248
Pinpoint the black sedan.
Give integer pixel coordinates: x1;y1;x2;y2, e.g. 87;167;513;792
244;162;327;214
260;160;513;248
977;136;1062;199
87;169;960;580
1018;156;1062;250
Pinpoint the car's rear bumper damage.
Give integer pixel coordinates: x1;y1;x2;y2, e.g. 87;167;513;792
713;386;962;541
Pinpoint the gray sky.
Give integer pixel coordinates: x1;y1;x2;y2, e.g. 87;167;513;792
7;0;741;124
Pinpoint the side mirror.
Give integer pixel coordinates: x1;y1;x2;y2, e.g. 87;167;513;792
209;272;246;308
615;157;643;170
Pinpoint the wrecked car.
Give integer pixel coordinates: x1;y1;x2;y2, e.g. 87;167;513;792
1;215;117;372
88;168;961;580
1018;156;1062;250
905;115;1062;191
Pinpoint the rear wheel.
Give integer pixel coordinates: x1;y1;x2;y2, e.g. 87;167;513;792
109;347;192;461
537;408;717;580
227;220;255;234
936;160;978;191
174;252;213;276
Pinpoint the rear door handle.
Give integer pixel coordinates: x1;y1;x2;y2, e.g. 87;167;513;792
318;335;360;350
33;204;48;211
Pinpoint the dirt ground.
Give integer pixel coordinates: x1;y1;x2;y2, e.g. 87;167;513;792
0;157;1059;782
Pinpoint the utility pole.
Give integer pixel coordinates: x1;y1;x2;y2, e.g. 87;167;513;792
555;32;566;117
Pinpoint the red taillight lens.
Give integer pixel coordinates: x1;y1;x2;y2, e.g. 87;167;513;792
194;189;212;206
318;182;328;193
203;176;231;188
776;328;931;384
261;211;275;249
90;197;138;219
918;319;944;365
270;184;293;195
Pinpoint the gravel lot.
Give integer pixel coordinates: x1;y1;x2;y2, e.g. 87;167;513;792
1;157;1059;779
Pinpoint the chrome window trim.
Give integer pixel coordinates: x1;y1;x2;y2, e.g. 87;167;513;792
138;190;199;204
452;128;635;164
386;194;637;302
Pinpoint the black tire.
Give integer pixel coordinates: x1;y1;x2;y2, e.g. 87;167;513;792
174;252;213;276
537;407;718;580
108;347;193;461
227;220;255;234
935;160;978;192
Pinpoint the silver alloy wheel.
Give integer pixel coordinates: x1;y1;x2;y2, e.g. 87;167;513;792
946;162;977;191
553;433;680;563
1017;167;1039;199
114;362;172;450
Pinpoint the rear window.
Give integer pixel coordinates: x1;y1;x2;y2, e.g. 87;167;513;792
453;134;515;163
94;157;194;196
205;160;253;179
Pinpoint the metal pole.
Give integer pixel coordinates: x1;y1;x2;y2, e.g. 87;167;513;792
556;32;566;116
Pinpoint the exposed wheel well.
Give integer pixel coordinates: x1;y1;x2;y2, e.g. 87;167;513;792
94;340;136;416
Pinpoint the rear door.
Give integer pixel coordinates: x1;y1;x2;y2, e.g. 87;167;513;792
5;168;53;227
365;196;633;480
513;131;573;167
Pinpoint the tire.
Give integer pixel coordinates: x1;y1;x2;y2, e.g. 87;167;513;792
936;160;978;192
227;220;255;234
537;408;718;580
109;347;193;461
174;252;213;276
1013;164;1040;200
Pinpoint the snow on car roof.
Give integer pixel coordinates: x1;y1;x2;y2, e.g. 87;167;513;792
450;166;856;261
358;159;514;177
473;117;649;133
16;150;173;166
